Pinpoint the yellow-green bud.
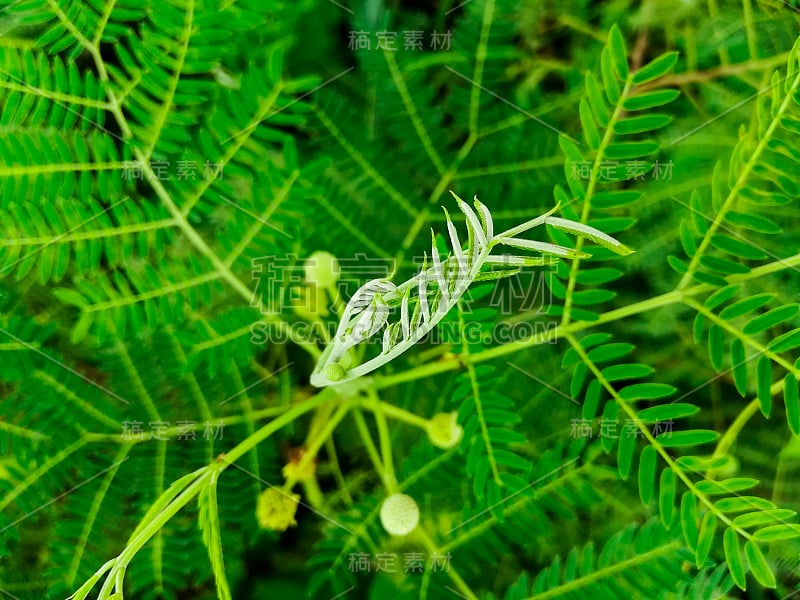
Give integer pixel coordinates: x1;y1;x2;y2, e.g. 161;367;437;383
256;488;300;531
323;362;347;382
291;284;328;319
338;349;354;370
305;251;340;289
282;447;316;482
427;412;463;449
380;493;419;536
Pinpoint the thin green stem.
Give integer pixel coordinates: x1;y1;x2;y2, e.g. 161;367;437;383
367;388;398;493
561;77;633;327
283;403;349;490
351;407;390;490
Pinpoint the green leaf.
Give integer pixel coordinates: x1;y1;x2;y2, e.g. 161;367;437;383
619;383;677;401
127;469;207;544
756;356;773;417
733;508;797;528
604;141;660;160
613;114;673;135
198;474;233;600
752;524;800;541
71;311;94;345
708;324;724;371
579;98;601;150
693;313;706;344
582;380;602;421
483;409;522;425
680;492;699;551
474;268;523;282
575;268;623;285
54;287;89;308
607;25;629;80
591;190;642;209
719;293;774;320
657;429;719;447
680;221;697;257
632;52;679;85
617;426;636;479
695;478;758;496
601;363;654;382
499;236;589;259
600;401;618;453
623;89;681;110
668;255;689;274
723;527;746;591
659;467;676;528
637;403;699;423
544;217;634;255
600;45;620;104
701;254;750;275
784;375;800;435
695;511;717;567
587;343;634;363
584;72;611;127
488;428;527;444
710;234;768;261
724;211;781;234
638;445;657;505
705;284;741;310
744;541;776;588
730;339;748;396
571;362;589;398
743;304;799;335
493;449;533;471
559;134;585;165
694;270;729;287
572;289;616;305
66;559;116;600
770;328;800;352
715;496;776;513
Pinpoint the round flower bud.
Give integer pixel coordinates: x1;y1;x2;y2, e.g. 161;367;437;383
427;412;463;449
338;349;354;370
291;284;328;319
304;251;340;289
256;488;300;531
323;362;347;382
282;447;316;482
380;493;420;536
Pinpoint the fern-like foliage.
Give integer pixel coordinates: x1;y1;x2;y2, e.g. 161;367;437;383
501;518;694;599
557;28;800;595
1;1;799;599
671;36;800;288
